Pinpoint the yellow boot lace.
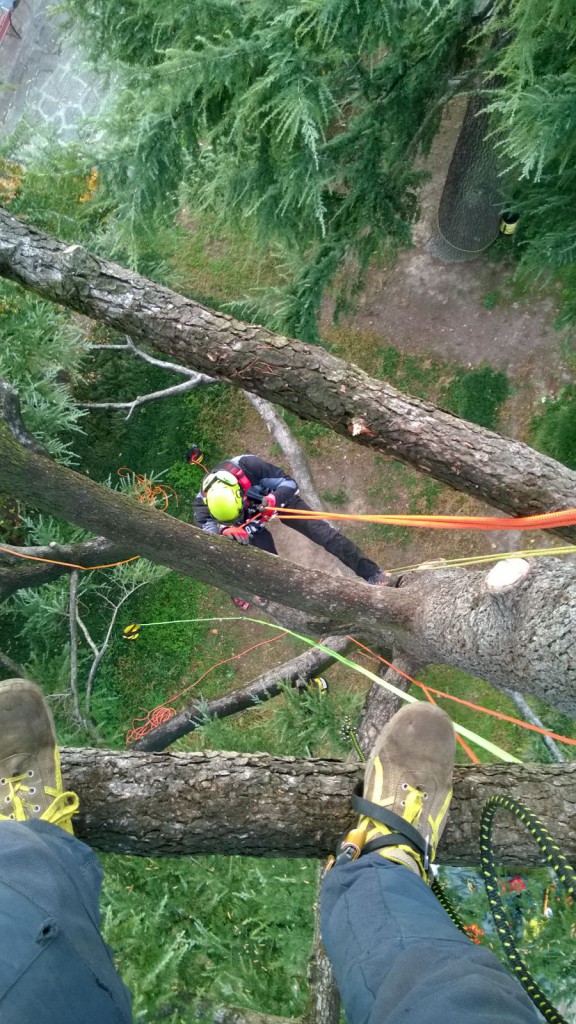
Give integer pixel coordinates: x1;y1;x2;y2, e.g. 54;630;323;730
361;781;428;877
0;772;79;834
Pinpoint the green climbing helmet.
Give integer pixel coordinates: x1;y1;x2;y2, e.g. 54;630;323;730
204;471;243;522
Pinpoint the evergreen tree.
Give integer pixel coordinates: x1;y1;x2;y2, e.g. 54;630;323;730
63;0;475;338
486;0;576;325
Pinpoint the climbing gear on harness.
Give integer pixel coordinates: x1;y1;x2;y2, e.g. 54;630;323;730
221;525;250;544
204;472;244;522
0;679;79;834
326;824;369;871
330;704;455;880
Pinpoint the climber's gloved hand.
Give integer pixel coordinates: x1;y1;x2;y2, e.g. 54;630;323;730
259;494;277;521
221;525;250;545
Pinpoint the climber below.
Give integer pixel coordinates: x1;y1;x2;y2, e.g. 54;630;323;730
189;452;393;586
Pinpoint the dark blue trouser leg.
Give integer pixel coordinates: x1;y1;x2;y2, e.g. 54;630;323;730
320;854;540;1024
0;820;132;1024
283;497;380;581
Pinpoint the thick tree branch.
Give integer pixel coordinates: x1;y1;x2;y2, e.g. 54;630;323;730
61;747;576;866
133;636;352;751
0;537;135;601
2;210;576;533
1;426;576;711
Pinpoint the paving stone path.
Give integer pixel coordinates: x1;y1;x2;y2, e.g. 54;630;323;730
0;0;104;141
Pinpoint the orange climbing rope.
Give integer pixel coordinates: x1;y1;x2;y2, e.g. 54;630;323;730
125;631;288;743
117;467;178;512
277;507;576;532
0;469;180;574
0;545;141;572
348;638;576;749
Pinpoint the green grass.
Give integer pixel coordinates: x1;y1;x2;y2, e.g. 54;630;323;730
530;386;576;470
362;456;443;545
282;412;334;456
445;366;511;430
169;212;282;309
101;853;318;1024
99;678;364;1022
416;666;563;765
482;291;500;310
321;487;349;507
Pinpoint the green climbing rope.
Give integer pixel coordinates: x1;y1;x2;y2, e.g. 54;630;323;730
341;724;573;1022
479;794;575;1024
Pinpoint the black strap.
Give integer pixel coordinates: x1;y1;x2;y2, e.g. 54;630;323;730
361;834;425;862
352;785;428;858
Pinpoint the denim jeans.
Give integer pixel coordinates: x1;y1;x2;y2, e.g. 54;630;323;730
320;854;540;1024
0;820;132;1023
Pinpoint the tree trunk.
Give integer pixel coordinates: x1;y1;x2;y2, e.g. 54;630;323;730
2;425;576;711
133;637;352;751
357;651;419;757
244;393;324;510
2;209;576;531
60;747;576;867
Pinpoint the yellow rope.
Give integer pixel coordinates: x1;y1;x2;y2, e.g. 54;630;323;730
387;545;576;576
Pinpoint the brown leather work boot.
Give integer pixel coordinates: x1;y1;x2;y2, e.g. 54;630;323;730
353;702;456;880
0;679;79;833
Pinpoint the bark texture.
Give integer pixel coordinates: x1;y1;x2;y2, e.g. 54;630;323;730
2;209;576;532
2;425;576;710
133;637;352;751
60;747;576;866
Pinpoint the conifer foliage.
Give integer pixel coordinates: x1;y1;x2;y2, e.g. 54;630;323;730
64;0;474;338
487;0;576;323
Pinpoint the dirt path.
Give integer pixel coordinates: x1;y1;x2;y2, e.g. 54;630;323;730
329;98;570;386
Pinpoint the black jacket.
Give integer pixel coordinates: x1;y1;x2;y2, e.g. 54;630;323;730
193;454;298;534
